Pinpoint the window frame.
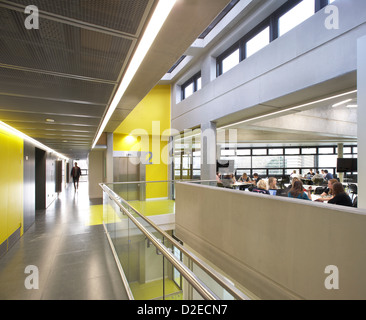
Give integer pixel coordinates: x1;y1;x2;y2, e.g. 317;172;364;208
216;0;333;77
181;72;202;100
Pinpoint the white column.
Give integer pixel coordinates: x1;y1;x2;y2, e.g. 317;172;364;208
357;35;366;209
337;143;344;183
201;122;217;181
106;132;114;182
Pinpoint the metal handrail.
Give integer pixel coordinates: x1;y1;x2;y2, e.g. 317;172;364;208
100;181;250;300
100;183;219;300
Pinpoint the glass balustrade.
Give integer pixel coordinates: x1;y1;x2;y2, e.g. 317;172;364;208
100;181;249;301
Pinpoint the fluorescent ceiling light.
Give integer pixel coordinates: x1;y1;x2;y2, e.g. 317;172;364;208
0;120;69;160
346;104;358;108
92;0;176;149
218;89;358;130
332;99;352;107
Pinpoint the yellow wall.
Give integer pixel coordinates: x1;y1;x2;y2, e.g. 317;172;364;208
113;85;171;199
0;127;24;246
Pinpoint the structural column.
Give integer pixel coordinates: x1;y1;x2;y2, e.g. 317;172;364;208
106;132;114;182
200;122;217;181
357;35;366;209
337;143;344;183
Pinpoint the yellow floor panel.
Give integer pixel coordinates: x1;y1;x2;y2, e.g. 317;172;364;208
84;204;104;226
129;278;182;300
128;200;175;216
84;199;175;226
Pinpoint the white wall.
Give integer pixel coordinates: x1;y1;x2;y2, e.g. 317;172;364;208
171;0;366;131
88;150;105;199
175;182;366;300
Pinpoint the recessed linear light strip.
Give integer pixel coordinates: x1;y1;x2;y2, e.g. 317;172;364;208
0;120;69;160
218;90;358;131
91;0;176;149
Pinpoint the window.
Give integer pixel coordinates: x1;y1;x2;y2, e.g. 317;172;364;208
319;147;334;154
181;72;202;100
285;148;300;155
246;26;270;58
268;148;283;155
278;0;315;37
252;149;267;155
216;0;334;77
184;83;194;99
222;48;240;74
302;147;316;154
237;149;251;156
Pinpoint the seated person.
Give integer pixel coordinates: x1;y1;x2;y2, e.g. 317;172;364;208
251;173;261;186
238;173;250;183
288;180;311;201
324;170;334;181
221;174;235;188
307;169;315;177
311;171;324;185
268;177;278;190
315;179;338;202
327;182;353;207
216;172;222;183
251;179;269;194
290;170;302;180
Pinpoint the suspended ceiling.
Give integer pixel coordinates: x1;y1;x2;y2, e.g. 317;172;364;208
0;0;231;159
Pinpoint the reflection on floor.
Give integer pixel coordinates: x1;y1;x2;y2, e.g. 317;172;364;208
128;200;175;216
0;182;129;300
129;278;182;300
85;199;175;227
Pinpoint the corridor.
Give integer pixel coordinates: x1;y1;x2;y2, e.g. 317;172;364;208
0;182;129;300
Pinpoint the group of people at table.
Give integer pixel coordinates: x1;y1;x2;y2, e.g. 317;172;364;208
216;170;354;207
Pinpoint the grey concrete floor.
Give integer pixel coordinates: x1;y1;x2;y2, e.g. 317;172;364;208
0;182;129;300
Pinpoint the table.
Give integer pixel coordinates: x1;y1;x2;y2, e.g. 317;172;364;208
231;182;253;190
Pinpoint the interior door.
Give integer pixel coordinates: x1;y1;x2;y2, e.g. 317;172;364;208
113;157;140;200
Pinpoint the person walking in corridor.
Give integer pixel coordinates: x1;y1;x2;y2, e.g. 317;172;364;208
71;162;82;190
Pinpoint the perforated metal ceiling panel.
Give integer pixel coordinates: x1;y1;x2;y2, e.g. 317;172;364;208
0;0;231;159
0;0;155;159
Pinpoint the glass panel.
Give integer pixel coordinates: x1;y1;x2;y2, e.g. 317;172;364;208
246;26;270;58
285;155;315;168
301;147;316;154
222;48;240;73
318;155;337;168
252;156;284;169
236;169;251;176
252;169;267;176
268;148;283;155
184;82;194;99
285;148;300;155
268;169;283;175
192;262;235;300
235;157;251;168
174;156;181;166
236;149;251;156
192;157;201;169
221;149;235;156
197;77;202;91
319;147;334;154
252;149;267;155
182;155;191;169
279;0;315;36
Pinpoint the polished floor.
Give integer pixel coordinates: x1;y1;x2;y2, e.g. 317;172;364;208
0;182;129;300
